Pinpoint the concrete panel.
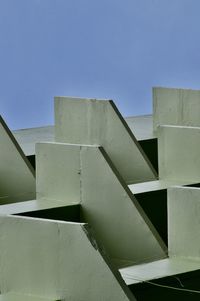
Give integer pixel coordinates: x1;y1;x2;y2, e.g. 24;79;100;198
129;125;200;194
125;115;155;141
168;186;200;258
54;97;157;184
0;116;35;204
158;125;200;183
81;146;166;267
36;143;81;204
13;126;54;156
0;215;134;301
36;142;166;268
153;87;200;132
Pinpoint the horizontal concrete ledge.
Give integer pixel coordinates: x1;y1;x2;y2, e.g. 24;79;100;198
0;293;60;301
129;180;199;194
119;258;200;285
0;199;74;215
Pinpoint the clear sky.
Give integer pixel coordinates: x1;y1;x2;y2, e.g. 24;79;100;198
1;0;200;129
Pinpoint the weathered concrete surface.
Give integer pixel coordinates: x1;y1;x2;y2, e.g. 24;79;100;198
36;142;166;268
0;215;135;301
119;186;200;286
55;97;157;184
158;125;200;183
12;116;155;156
153;87;200;132
168;186;200;258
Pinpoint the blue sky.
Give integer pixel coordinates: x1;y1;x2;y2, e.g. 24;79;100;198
1;0;200;129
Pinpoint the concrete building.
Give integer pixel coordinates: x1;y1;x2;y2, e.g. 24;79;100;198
0;87;200;300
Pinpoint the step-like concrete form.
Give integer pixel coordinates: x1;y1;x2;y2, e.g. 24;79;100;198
129;125;200;194
2;87;200;299
54;97;157;184
120;186;200;285
36;142;166;268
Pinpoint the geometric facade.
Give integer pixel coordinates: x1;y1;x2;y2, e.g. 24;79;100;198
0;88;200;300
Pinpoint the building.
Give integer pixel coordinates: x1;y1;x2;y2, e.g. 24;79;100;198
0;87;200;300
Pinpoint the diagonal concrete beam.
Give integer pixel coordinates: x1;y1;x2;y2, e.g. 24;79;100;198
36;142;167;268
0;116;35;204
0;215;135;301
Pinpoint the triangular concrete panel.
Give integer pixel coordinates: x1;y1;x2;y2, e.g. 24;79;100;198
0;116;35;204
0;215;135;301
36;142;167;268
54;97;157;184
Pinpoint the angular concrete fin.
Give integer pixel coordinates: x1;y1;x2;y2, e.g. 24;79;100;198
36;142;167;268
54;97;157;184
0;215;135;301
0;116;35;204
168;186;200;259
158;125;200;183
153;87;200;132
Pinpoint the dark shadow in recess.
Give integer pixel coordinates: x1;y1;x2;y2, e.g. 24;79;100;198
130;269;200;301
138;138;158;173
136;189;167;245
15;204;83;223
27;155;35;169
